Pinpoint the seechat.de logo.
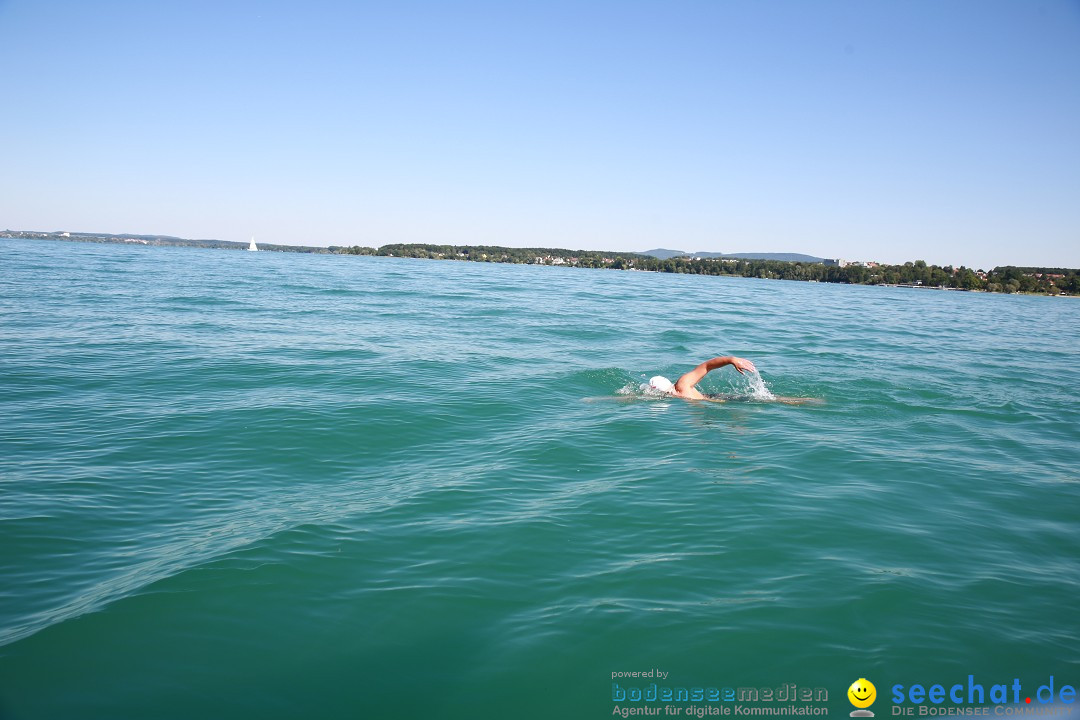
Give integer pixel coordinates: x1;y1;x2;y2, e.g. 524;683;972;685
849;678;877;717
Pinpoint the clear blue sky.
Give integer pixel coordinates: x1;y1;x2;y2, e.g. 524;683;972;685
2;0;1078;269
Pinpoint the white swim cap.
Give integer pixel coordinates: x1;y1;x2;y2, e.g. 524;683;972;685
649;376;675;393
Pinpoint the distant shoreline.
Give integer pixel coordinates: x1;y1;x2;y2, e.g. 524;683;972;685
1;229;334;255
4;229;1076;297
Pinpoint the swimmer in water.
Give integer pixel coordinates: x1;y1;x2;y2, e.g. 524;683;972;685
650;356;756;400
650;356;819;404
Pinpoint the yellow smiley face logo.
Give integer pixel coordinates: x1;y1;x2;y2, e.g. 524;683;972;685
848;678;876;708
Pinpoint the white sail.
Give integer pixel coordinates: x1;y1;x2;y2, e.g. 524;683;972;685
248;236;258;252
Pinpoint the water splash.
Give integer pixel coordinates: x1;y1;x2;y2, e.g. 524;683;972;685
743;370;776;401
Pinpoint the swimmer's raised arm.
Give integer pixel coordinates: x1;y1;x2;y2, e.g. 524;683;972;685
674;356;756;398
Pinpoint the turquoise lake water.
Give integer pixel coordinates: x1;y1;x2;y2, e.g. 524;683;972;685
1;238;1078;719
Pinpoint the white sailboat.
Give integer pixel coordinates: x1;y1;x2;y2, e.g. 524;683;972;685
248;236;258;252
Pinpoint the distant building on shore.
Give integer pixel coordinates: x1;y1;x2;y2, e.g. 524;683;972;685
823;258;879;268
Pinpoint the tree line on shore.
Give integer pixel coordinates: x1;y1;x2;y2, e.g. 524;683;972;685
332;244;1079;295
